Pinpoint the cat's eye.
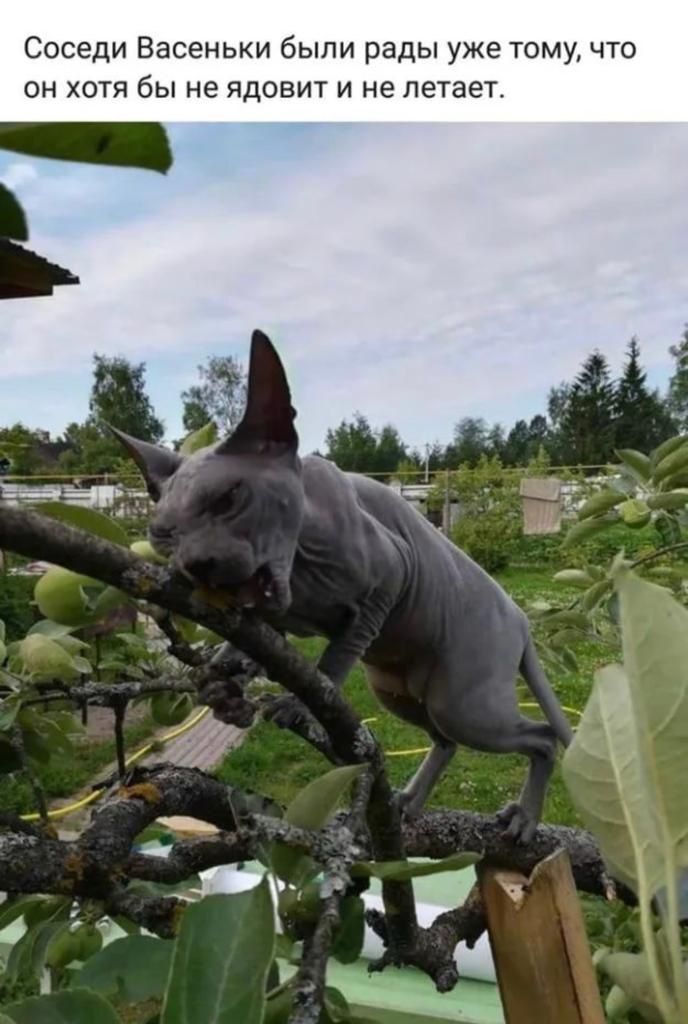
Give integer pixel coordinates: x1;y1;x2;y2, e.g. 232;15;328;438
212;482;241;516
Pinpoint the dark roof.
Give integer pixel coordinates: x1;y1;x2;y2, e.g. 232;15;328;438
0;238;79;300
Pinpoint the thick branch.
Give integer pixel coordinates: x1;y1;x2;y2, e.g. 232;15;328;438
402;809;632;904
0;505;419;958
0;507;375;766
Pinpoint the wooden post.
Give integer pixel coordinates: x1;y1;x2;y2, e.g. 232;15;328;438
479;848;605;1024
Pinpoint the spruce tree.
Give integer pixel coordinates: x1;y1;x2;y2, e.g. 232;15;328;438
615;336;675;450
560;351;616;465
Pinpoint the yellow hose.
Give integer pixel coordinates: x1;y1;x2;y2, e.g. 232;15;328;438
20;707;210;823
21;700;583;822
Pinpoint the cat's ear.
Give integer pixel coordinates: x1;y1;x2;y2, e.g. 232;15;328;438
217;330;298;456
107;425;181;500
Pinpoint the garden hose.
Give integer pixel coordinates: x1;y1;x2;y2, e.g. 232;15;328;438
19;702;582;822
19;707;210;823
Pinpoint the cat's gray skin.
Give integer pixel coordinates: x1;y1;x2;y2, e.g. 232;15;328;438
111;330;572;842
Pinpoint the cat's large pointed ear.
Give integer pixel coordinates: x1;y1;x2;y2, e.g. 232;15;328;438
217;330;298;456
106;425;182;500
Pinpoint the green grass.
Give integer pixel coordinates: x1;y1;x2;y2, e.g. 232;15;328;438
0;714;157;816
217;567;613;829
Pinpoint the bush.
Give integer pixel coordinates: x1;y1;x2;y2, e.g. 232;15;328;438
431;456;521;573
512;521;659;568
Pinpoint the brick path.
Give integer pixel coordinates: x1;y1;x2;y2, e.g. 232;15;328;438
141;710;244;771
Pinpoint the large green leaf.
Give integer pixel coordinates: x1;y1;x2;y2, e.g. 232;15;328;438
0;184;27;241
78;935;173;1003
617;569;688;890
3;989;121;1024
0;123;172;173
161;882;275;1024
36;502;129;547
272;765;364;884
563;663;662;897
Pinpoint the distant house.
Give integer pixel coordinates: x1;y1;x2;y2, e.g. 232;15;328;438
0;238;79;300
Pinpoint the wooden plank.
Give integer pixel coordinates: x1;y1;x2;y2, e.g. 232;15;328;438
479;848;604;1024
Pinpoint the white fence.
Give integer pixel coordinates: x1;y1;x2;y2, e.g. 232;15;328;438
0;482;144;513
0;474;621;519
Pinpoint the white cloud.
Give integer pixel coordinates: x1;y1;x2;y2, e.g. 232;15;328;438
1;123;687;450
2;161;38;190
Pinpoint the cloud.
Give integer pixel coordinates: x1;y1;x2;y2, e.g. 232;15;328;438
1;123;687;450
2;161;38;190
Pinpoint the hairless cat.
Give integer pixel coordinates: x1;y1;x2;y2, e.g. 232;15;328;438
110;330;572;842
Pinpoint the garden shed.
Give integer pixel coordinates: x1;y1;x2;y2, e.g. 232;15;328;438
0;238;79;300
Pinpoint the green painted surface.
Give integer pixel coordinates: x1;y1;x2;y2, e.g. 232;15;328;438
329;961;503;1023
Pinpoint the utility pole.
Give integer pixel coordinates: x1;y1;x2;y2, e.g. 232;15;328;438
424;443;430;484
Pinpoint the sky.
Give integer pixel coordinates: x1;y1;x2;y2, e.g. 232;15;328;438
1;122;687;454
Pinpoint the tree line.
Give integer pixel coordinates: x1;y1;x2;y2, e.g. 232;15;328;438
1;327;687;478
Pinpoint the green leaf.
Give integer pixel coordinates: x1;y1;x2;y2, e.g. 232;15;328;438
180;421;218;455
272;765;364;885
597;951;664;1022
18;634;79;681
651;435;688;468
162;882;275;1024
0;896;42;933
0;693;21;730
130;540;169;565
263;986;294;1023
605;984;634;1020
78;935;173;1002
0;184;28;241
27;620;76;639
653;445;688;484
150;692;193;727
552;569;594;588
351;852;480;881
618;499;651;528
0;123;172;173
3;989;121;1024
548;628;584;649
616;449;652;484
36;502;129;547
540;610;590;630
577;489;626;521
616;569;688;893
332;895;365;964
580;579;613;613
562;515;617;549
647;491;688;511
323;987;352;1023
563;663;661;897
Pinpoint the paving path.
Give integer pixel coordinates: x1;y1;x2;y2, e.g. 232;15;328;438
141;711;244;771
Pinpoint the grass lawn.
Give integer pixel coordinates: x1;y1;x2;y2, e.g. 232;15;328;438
216;566;613;829
0;714;157;817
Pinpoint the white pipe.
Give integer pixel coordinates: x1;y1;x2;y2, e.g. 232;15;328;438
202;865;496;985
